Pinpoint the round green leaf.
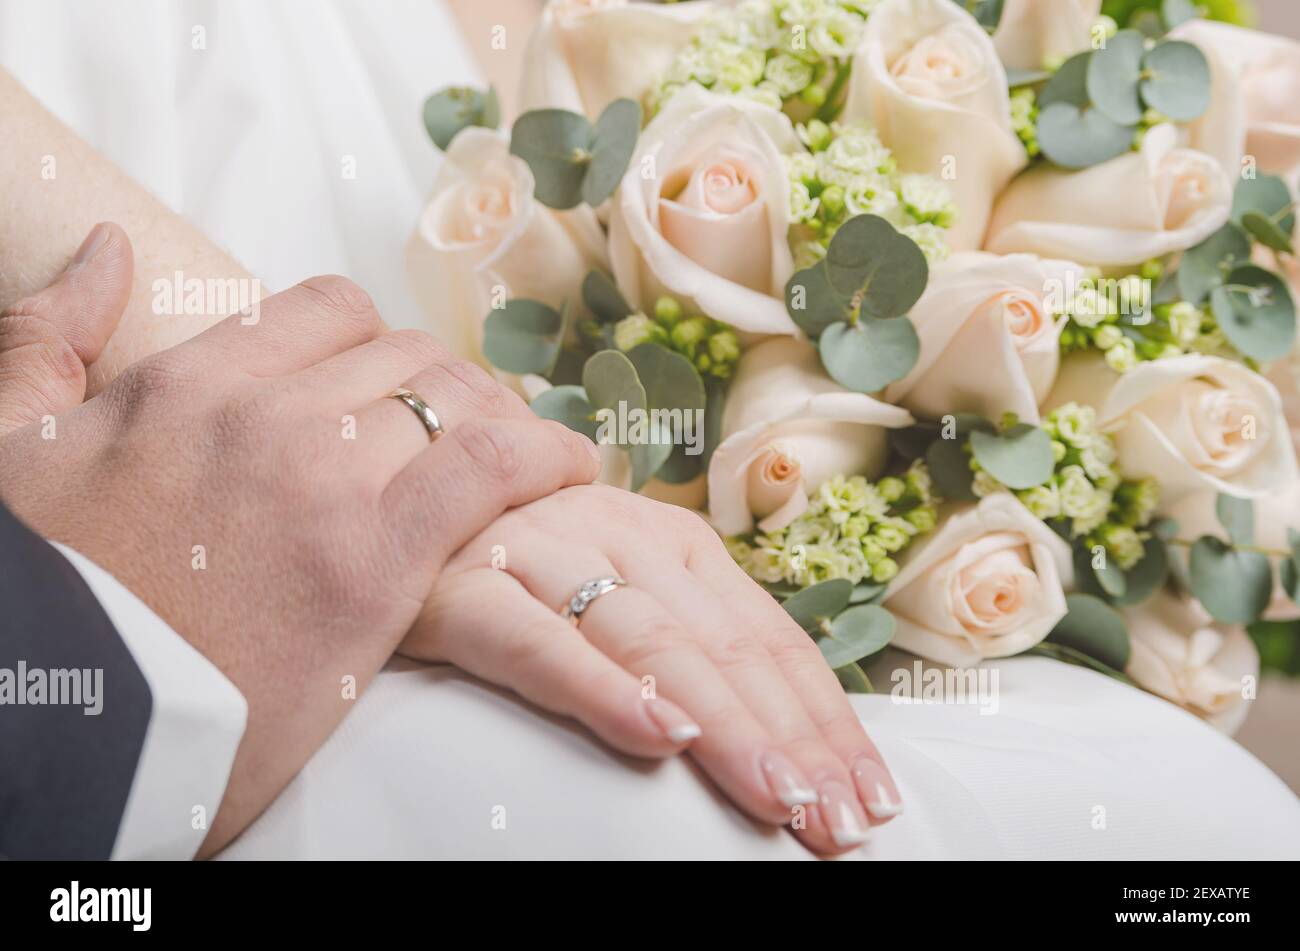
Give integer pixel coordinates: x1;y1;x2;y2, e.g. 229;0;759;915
1140;41;1211;122
850;581;888;605
824;215;929;320
1189;536;1273;624
1178;224;1252;304
581;270;632;324
819;316;920;394
655;443;702;484
422;86;499;150
925;436;976;501
1038;52;1092;109
1112;536;1171;607
1281;527;1300;603
1216;493;1255;547
1216;265;1297;362
1232;174;1296;237
1047;593;1131;671
782;579;854;633
629;441;672;491
1161;0;1199;30
834;662;873;694
819;604;896;669
969;423;1055;490
482;299;566;375
785;263;850;338
510;108;593;209
583;98;640;207
1242;212;1296;254
530;385;598;441
1006;67;1052;88
1037;101;1136;169
626;343;706;414
1087;30;1147;126
582;348;645;416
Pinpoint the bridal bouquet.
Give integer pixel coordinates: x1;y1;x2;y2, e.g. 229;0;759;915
410;0;1300;732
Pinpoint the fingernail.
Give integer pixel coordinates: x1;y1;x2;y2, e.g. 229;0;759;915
644;698;701;744
852;758;904;820
70;223;111;269
759;752;817;808
820;781;871;848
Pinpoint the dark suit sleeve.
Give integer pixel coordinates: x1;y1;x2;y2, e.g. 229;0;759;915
0;500;155;859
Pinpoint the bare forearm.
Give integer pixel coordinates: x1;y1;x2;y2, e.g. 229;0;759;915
0;66;249;394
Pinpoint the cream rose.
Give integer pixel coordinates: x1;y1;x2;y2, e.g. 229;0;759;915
708;338;913;536
518;0;716;119
1123;589;1259;734
841;0;1027;251
609;85;800;335
1046;353;1299;503
407;129;607;370
884;252;1085;423
884;493;1072;666
1165;484;1300;623
985;124;1232;267
992;0;1101;72
1172;20;1300;188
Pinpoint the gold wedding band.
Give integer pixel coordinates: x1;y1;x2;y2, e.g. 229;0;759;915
388;387;445;443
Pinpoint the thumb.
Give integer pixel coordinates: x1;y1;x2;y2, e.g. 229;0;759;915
0;222;134;434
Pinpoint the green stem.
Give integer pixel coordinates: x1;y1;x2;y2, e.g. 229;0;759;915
815;61;852;124
1025;643;1134;685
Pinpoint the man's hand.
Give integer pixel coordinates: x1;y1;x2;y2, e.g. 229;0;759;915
0;230;600;854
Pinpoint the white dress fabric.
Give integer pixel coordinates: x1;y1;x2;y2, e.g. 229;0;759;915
4;0;1298;860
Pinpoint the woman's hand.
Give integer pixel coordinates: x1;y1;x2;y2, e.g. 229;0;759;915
401;483;903;855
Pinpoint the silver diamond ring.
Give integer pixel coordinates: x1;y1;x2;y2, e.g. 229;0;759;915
560;576;627;626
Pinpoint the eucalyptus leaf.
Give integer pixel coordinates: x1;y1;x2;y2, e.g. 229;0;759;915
1178;224;1252;304
850;581;888;605
1232;175;1296;238
582;270;633;324
510;108;594;209
582;348;645;417
1140;40;1211;122
782;579;854;633
834;662;873;694
530;385;598;441
1038;52;1092;109
1161;0;1199;30
1111;536;1170;607
1006;68;1052;88
970;424;1055;490
629;441;672;492
785;262;852;338
1243;211;1296;255
1189;536;1273;624
1217;265;1297;362
824;215;929;320
422;86;499;150
583;98;640;207
926;436;976;501
1087;30;1147;126
626;343;706;414
819;604;896;669
482;299;566;375
1047;593;1131;671
1281;527;1300;603
1216;493;1255;547
951;0;1005;32
1037;101;1136;169
819;316;920;393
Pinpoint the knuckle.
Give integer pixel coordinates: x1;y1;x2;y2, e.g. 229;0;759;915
296;275;380;331
109;353;190;412
619;618;693;670
441;358;515;416
711;632;770;671
454;419;524;483
379;328;447;366
1;295;54;325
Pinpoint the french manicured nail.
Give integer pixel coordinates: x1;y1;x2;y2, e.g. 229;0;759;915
71;223;111;269
645;698;701;744
853;758;904;821
759;752;817;808
820;781;870;848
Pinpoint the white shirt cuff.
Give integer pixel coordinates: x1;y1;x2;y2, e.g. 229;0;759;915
51;543;248;860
